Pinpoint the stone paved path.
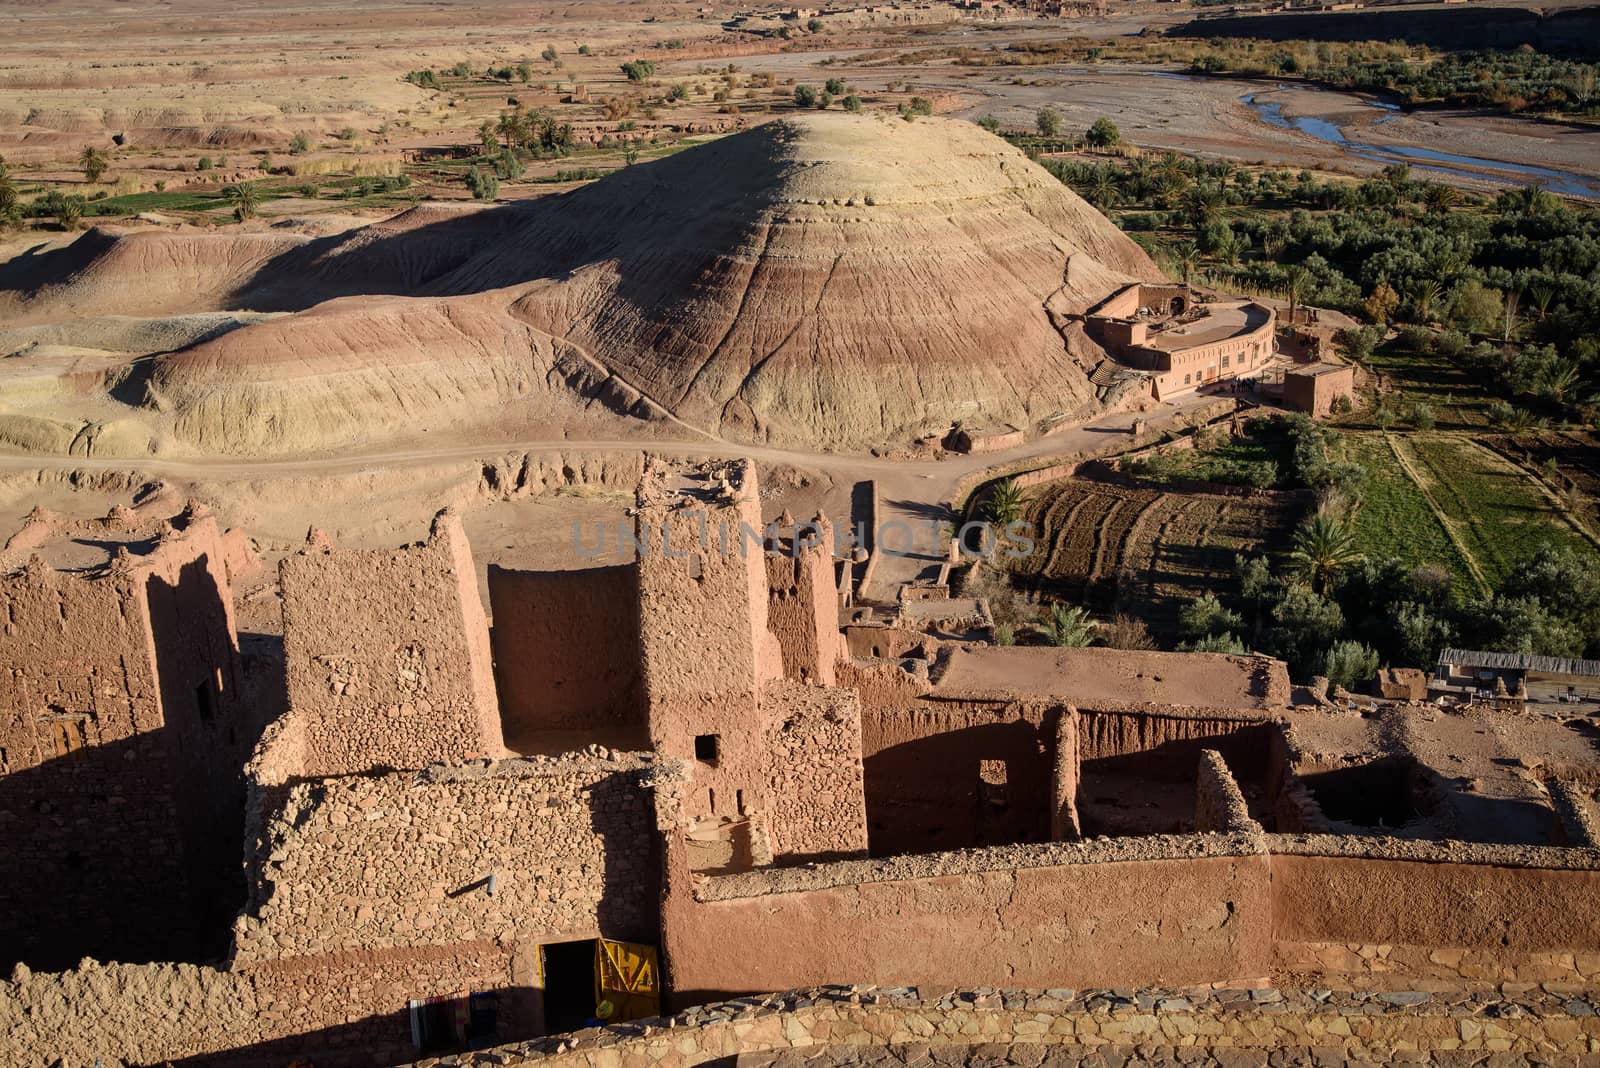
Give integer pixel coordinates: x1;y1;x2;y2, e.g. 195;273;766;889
732;1043;1592;1067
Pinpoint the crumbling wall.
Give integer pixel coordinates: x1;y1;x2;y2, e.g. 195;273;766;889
859;699;1058;855
1049;707;1081;840
0;513;249;970
0;945;518;1068
1549;779;1600;847
279;510;504;777
764;517;843;686
1077;711;1275;775
488;563;643;737
635;459;781;822
234;752;668;962
1195;749;1259;833
761;680;868;862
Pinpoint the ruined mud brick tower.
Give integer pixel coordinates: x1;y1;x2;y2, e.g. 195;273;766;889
764;512;844;687
279;509;505;775
0;505;251;970
633;458;784;822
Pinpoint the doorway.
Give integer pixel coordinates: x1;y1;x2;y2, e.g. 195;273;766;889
540;938;599;1034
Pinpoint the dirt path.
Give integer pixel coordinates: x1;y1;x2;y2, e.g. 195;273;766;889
0;391;1227;594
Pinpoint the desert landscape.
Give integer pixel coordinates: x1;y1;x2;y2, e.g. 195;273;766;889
4;0;1600;1064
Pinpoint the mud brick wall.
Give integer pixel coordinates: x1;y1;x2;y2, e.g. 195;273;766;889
488;563;644;735
634;459;782;823
859;698;1057;856
664;840;1275;995
1195;748;1258;833
233;753;667;962
761;679;868;862
1270;849;1600;981
278;510;504;777
764;521;843;687
0;517;249;971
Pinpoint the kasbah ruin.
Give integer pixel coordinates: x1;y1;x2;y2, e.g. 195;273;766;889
1;445;1600;1068
0;21;1597;1057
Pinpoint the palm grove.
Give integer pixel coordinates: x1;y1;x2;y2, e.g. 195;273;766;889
968;136;1600;691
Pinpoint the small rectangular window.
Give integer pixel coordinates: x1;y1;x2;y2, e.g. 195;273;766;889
196;681;215;722
694;734;719;764
1221;354;1230;368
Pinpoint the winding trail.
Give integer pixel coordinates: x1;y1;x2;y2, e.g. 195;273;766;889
0;391;1227;600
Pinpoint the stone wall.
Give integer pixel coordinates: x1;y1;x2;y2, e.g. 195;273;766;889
278;510;504;777
426;984;1600;1068
0;943;519;1068
233;752;671;963
488;563;644;737
760;679;869;862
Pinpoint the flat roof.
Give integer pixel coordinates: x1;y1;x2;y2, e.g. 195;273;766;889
1285;361;1354;379
1141;302;1271;353
932;645;1287;710
1439;648;1600;678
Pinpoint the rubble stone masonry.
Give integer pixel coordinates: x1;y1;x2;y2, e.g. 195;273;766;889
278;510;504;775
431;984;1600;1068
760;679;869;861
233;750;670;962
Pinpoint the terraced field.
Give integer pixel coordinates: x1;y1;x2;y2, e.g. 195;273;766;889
1012;476;1302;634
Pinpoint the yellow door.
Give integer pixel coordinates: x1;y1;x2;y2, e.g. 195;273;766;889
595;939;660;1023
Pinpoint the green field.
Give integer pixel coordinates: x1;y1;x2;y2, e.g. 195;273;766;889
1398;433;1593;589
1345;432;1476;590
1357;341;1498;430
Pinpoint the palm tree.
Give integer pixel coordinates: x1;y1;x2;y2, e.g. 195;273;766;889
983;478;1025;529
1423;183;1459;215
1408;278;1443;323
1287;513;1363;594
1041;603;1097;647
1085;168;1120;211
1529;284;1555;322
1536;358;1581;403
79;145;109;183
1174;240;1200;289
222;181;263;220
1282;265;1312;327
1182;183;1223;228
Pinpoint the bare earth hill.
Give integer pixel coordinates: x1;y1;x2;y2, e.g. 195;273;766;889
0;114;1160;458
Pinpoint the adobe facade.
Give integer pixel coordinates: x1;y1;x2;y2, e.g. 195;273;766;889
5;457;1600;1068
1282;361;1357;416
0;503;260;972
1086;283;1276;400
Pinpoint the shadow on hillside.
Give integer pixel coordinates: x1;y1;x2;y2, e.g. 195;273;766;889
0;121;800;321
1169;5;1600;55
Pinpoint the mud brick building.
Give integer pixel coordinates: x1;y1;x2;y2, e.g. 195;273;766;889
5;460;1600;1068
